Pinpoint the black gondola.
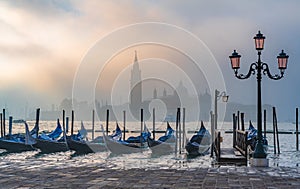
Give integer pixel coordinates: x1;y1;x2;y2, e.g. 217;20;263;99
147;122;176;155
0;121;36;153
33;119;68;154
67;121;121;155
185;121;211;157
102;124;149;154
247;121;268;154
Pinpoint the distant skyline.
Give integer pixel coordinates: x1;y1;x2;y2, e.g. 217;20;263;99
1;1;300;121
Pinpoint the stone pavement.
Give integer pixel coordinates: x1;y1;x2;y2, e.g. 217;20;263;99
0;164;299;189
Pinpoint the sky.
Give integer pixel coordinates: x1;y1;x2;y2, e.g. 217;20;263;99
1;0;300;121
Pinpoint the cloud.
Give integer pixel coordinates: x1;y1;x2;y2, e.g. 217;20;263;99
0;0;300;120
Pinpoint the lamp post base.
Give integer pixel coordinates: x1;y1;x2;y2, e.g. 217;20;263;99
252;142;267;158
250;158;269;167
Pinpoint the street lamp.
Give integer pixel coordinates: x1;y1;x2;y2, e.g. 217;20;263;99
211;89;228;157
214;90;229;130
229;31;289;159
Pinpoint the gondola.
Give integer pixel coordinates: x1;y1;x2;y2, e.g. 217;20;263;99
67;121;121;155
0;121;36;153
147;122;176;155
124;126;151;145
33;119;68;154
102;124;149;154
247;121;268;153
185;121;211;156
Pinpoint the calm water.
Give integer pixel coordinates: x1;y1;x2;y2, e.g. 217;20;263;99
0;120;299;169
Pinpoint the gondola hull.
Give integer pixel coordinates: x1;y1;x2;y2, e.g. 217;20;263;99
0;139;35;153
104;134;148;154
67;138;106;155
185;139;211;156
185;122;211;156
147;137;174;155
33;138;68;154
247;121;269;154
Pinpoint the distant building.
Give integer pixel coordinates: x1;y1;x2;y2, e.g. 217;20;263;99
129;51;142;119
96;51;213;122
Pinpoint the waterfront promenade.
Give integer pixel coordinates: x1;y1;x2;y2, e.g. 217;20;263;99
0;164;299;188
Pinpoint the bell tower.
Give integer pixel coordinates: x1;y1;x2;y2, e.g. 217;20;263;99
130;51;142;117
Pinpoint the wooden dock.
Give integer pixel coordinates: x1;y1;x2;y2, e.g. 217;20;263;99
213;125;249;165
218;148;246;163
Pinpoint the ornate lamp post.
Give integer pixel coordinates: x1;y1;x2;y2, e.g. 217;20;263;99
229;31;289;159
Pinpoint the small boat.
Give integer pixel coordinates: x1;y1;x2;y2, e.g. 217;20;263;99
124;126;151;146
103;124;149;154
12;119;25;124
185;121;211;156
247;121;268;152
33;119;68;154
67;121;121;155
0;121;36;153
147;122;176;155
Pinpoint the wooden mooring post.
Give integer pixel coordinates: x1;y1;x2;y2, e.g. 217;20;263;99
152;108;155;140
175;108;179;155
106;109;109;135
240;112;245;131
63;110;65;135
296;108;299;151
35;108;40;139
182;108;186;150
237;111;240;130
92;109;95;140
62;110;67;144
71;110;74;136
123;110;126;141
210;111;215;157
140;109;143;147
0;113;2;138
178;108;182;154
3;109;6;136
8;116;13;137
66;117;69;134
273;107;280;154
264;109;267;139
233;113;237;148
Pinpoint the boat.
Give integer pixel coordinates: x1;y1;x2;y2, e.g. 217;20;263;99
33;119;68;154
0;121;36;153
147;122;176;155
12;119;25;124
185;121;211;156
67;121;121;155
102;124;149;154
247;121;268;152
124;125;151;146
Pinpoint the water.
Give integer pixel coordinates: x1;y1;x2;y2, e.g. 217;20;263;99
0;120;299;170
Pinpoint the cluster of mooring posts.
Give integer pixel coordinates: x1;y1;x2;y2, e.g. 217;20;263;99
105;107;187;156
1;105;298;159
0;108;76;141
23;107;188;156
214;106;300;165
0;107;191;157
